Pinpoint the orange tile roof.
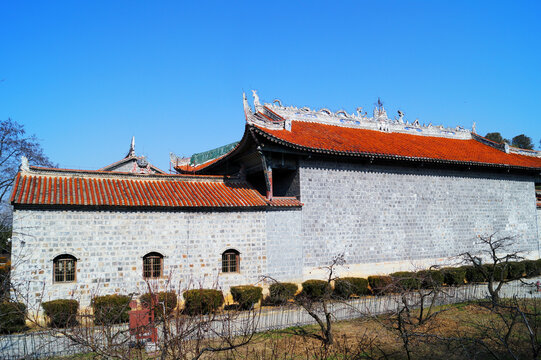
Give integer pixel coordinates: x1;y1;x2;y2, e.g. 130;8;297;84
10;170;302;208
253;122;541;169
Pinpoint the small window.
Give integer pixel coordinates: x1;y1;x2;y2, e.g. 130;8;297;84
53;254;77;283
143;252;163;279
222;249;240;273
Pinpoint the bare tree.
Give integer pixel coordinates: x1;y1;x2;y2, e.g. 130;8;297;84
17;275;262;360
373;267;451;360
0;118;56;202
460;233;522;305
284;254;346;349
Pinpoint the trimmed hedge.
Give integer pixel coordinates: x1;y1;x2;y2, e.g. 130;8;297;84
299;280;332;300
333;277;370;299
442;267;466;286
140;291;177;318
524;260;540;278
0;301;26;334
92;294;131;325
42;299;79;328
507;262;526;280
230;285;263;310
464;265;485;283
267;282;298;305
389;272;420;290
0;261;10;300
183;289;224;315
368;275;393;295
418;270;444;289
483;264;507;282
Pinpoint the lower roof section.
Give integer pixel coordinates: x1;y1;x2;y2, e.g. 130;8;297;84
10;167;302;209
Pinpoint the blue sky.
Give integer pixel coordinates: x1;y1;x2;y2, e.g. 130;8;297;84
1;1;540;171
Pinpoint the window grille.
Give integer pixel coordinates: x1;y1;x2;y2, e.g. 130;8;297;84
143;252;163;279
222;249;239;273
53;255;76;283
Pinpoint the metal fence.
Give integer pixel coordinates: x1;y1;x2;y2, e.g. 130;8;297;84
1;278;539;360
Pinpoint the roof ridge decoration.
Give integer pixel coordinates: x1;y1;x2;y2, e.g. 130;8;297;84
126;136;135;158
244;90;473;140
25;165;238;183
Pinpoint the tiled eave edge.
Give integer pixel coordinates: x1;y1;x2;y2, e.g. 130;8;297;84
12;202;303;212
252;127;541;173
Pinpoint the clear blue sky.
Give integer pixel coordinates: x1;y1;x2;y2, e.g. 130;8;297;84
1;1;540;172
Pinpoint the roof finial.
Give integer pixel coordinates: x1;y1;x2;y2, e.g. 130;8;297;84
472;122;476;134
243;92;252;120
252;90;261;108
127;136;135;158
20;156;29;172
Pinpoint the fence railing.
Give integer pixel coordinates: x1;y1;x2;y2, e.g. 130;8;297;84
1;278;539;360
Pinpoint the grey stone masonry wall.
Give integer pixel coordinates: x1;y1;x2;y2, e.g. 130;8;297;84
265;210;303;281
299;159;540;273
10;208;300;310
537;208;541;253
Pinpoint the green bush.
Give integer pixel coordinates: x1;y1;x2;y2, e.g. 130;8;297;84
418;270;444;289
368;275;393;295
92;294;131;325
464;265;485;283
506;262;526;280
0;261;10;300
183;289;224;315
389;272;420;290
483;264;507;281
230;285;263;310
333;277;370;299
267;282;298;305
0;301;26;334
42;299;79;328
140;291;177;318
441;267;466;286
299;280;332;300
523;260;540;277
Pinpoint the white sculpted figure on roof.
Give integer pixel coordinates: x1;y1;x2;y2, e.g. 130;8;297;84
244;90;473;140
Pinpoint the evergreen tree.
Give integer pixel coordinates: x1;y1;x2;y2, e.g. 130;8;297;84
511;134;534;150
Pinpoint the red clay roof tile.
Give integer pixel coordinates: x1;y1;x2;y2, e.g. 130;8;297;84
253;122;541;169
11;171;302;209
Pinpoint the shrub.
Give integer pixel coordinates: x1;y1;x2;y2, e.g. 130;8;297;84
523;260;540;277
0;261;9;300
183;289;224;315
92;294;131;325
464;265;485;283
299;280;332;300
230;285;263;310
506;262;526;280
333;277;370;299
368;275;393;295
418;270;444;289
536;259;541;275
483;264;508;281
441;267;466;286
42;299;79;328
0;301;26;334
267;282;298;305
140;291;177;318
389;272;420;291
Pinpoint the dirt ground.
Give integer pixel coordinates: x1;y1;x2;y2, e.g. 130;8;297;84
56;300;540;360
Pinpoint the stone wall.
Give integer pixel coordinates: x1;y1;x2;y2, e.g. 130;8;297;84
299;159;539;277
11;208;301;309
265;210;303;281
537;208;541;255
